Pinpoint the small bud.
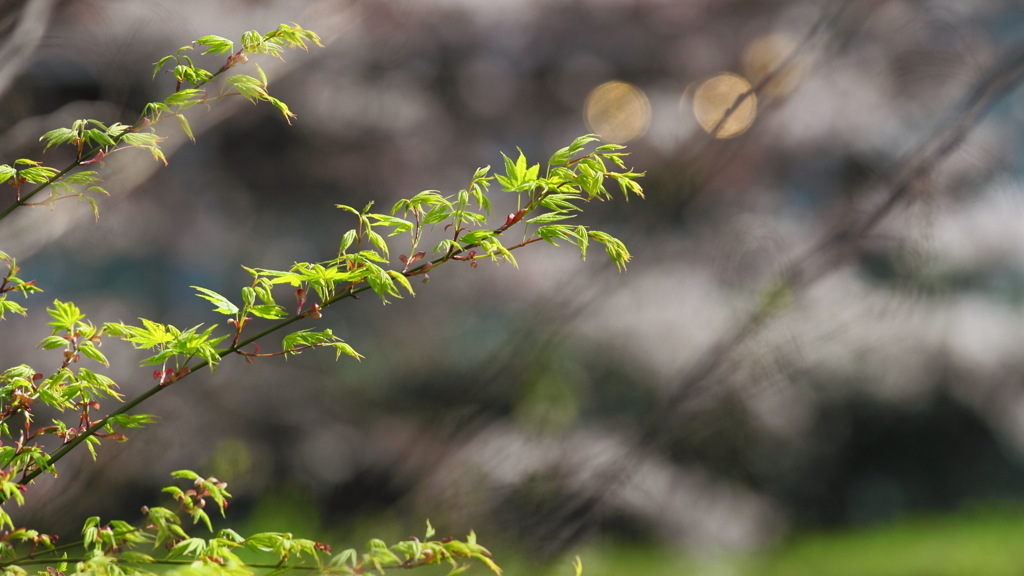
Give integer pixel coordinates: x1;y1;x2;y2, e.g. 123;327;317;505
310;303;322;319
32;373;43;381
153;370;162;380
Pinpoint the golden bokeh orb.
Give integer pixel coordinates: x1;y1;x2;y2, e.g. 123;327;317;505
692;73;757;139
583;80;651;143
741;34;808;96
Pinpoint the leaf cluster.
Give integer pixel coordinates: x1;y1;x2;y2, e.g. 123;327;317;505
0;21;645;576
0;472;499;576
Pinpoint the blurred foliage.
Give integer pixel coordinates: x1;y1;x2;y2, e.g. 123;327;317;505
571;506;1024;576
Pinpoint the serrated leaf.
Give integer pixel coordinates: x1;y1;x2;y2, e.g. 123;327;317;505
387;270;415;297
527;212;576;225
195;35;233;55
153;55;175;79
77;342;109;366
178;114;194;142
192;286;239;315
338;229;357;254
250;304;286;319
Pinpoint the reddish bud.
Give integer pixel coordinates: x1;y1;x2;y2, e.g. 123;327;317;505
153;370;162;380
32;373;43;381
81;150;106;166
310;303;322;319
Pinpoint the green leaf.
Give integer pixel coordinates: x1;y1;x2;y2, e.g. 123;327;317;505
338;229;357;254
515;149;527;182
0;297;27;320
242;286;256;307
567;134;600;156
46;300;84;333
459;230;495;244
250;304;286;319
387;270;415;297
527;212;576;225
548;146;572;167
153;55;175;79
502;153;517;185
226;74;269;103
195;34;234;55
575;225;589;261
178;114;194;142
588;230;631;271
367;214;413;236
165;88;205;107
367;229;390;260
63;171;100;185
77;342;109;366
192;286;239;315
40;128;78;151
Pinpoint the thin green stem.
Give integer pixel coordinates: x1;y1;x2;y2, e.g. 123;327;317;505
13;177;557;488
0;529;144;567
0;160;83;221
0;40;261;225
8;557;328;570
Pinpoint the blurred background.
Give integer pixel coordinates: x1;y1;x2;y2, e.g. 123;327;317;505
5;0;1024;574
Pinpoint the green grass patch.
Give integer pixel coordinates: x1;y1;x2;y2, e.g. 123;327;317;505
567;505;1024;576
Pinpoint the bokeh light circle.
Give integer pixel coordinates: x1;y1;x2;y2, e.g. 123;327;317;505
584;80;651;143
692;73;757;139
741;34;808;96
